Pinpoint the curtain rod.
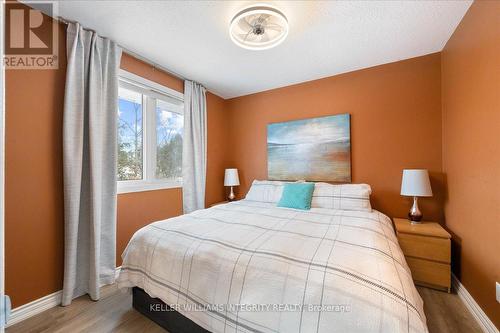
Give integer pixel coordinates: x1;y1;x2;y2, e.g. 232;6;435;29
56;16;189;83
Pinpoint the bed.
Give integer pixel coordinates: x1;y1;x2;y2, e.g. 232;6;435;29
117;182;428;333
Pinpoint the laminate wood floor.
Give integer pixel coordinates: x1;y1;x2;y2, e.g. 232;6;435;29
7;284;483;333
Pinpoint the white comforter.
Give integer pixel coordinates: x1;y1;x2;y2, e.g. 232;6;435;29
117;200;427;333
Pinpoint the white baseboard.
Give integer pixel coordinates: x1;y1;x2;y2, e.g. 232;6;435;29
7;290;62;327
452;273;499;333
7;266;122;327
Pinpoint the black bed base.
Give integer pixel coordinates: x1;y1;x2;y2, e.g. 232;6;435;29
132;287;210;333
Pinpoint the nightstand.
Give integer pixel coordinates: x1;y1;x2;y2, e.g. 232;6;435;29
210;201;229;207
393;218;451;292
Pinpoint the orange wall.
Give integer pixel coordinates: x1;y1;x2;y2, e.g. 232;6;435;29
226;54;444;222
120;53;184;93
5;15;229;307
205;92;232;206
441;1;500;328
5;21;67;309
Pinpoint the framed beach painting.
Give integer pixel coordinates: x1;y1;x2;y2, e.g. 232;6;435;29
267;114;351;182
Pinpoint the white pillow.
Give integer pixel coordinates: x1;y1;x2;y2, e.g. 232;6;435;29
245;180;285;203
311;183;372;212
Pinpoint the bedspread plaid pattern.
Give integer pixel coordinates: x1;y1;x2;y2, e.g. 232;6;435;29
117;200;428;333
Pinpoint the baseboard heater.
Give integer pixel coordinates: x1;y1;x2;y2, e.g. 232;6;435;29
132;287;210;333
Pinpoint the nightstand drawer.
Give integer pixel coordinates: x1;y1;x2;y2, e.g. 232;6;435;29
406;256;450;290
397;233;450;263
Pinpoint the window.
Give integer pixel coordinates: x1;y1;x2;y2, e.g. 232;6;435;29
156;99;183;180
118;86;143;181
117;70;184;193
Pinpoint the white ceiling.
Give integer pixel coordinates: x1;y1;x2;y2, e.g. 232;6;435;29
39;0;471;99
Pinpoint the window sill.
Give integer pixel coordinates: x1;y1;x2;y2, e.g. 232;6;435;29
117;180;182;194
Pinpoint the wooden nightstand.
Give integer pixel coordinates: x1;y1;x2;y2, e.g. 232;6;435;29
393;218;451;292
210;201;229;207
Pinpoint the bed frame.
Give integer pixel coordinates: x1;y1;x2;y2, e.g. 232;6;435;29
132;287;210;333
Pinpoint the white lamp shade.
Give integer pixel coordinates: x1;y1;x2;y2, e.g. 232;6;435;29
224;168;240;186
401;169;433;197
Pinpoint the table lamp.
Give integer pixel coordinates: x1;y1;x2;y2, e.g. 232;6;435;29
224;168;240;201
400;169;433;223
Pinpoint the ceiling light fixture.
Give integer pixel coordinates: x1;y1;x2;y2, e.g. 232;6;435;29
229;5;288;51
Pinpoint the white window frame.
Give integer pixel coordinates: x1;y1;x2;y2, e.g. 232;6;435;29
117;70;184;194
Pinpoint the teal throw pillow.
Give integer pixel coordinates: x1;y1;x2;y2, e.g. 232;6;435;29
277;183;315;210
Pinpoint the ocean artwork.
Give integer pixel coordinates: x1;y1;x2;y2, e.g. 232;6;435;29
267;114;351;182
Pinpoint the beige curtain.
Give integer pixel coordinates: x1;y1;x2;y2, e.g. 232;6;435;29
62;22;122;306
182;81;207;213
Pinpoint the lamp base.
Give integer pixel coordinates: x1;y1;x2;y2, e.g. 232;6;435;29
227;186;236;202
408;196;423;223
